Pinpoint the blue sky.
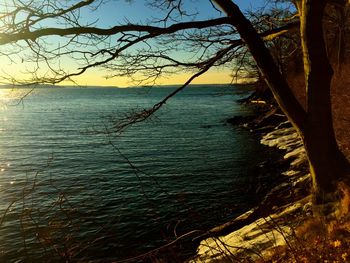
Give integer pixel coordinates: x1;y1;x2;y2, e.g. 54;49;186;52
83;0;267;27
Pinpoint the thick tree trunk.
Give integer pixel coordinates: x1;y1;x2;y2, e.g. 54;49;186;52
214;0;350;206
300;0;350;204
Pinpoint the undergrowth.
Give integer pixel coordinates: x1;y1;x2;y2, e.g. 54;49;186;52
263;183;350;263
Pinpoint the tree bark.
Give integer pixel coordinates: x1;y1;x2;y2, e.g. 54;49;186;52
299;0;350;203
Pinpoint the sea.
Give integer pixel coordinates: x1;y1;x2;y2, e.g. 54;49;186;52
0;85;279;262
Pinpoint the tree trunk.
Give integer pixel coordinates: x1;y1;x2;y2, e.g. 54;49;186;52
299;0;350;204
214;0;350;206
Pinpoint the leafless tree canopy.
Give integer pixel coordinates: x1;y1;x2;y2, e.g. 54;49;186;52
0;0;297;86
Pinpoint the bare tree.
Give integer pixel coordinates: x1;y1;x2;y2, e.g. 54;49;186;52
0;0;349;210
214;0;350;209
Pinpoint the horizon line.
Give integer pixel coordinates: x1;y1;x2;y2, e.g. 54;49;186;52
0;82;256;88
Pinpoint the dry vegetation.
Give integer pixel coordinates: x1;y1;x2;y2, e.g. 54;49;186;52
333;70;350;159
191;184;350;263
264;183;350;263
287;68;350;160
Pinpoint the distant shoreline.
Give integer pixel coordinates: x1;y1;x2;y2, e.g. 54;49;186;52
0;82;256;89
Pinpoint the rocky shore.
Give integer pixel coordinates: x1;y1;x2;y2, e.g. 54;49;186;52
189;103;313;262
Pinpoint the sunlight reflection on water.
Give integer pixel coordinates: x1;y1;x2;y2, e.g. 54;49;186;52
0;88;13;101
0;87;35;106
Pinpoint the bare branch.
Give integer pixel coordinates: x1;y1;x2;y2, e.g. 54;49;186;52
0;17;231;45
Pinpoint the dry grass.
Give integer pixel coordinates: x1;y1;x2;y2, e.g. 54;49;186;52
263;184;350;263
265;219;350;262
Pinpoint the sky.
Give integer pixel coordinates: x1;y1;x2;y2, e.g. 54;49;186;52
0;0;268;87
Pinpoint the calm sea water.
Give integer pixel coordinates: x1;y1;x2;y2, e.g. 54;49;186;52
0;85;277;262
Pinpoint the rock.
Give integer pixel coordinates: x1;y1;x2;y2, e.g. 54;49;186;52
190;199;310;263
276;121;293;129
261;126;307;169
226;115;255;126
282;170;300;176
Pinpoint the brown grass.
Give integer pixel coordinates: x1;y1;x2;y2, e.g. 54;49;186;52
264;184;350;263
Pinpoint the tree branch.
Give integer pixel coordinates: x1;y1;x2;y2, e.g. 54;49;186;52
0;17;231;45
